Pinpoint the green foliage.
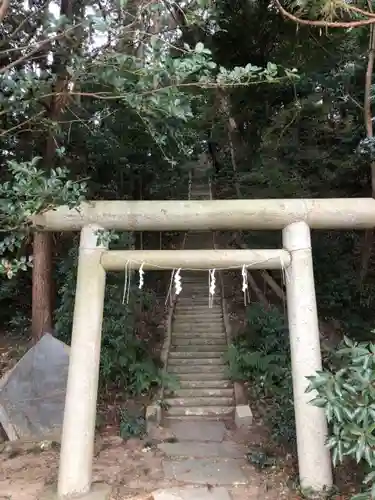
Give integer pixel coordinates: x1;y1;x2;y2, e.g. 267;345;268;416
226;303;295;444
308;337;375;499
7;312;31;336
119;408;146;439
312;232;375;337
55;235;173;397
0;158;86;278
245;449;277;469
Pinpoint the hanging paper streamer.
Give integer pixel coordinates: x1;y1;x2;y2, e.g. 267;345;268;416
122;260;131;305
165;269;175;305
118;258;268;307
138;262;145;289
208;269;216;308
174;268;182;295
241;264;248;306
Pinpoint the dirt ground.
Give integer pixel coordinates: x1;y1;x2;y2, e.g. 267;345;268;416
0;331;302;500
0;413;357;500
0;297;360;500
0;422;298;500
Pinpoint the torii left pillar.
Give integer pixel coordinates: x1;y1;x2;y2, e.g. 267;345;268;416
57;224;111;499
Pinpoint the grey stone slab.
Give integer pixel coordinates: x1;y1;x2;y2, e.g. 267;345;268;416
168;420;226;442
162;458;247;485
0;333;70;440
158;441;245;459
153;486;231;500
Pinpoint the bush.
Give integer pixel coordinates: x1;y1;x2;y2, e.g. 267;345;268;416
226;303;296;444
227;302;375;498
54;234;171;397
308;337;375;500
119;408;146;439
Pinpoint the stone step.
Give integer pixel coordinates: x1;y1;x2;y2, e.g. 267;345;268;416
178;276;213;281
178;289;211;292
179;276;210;279
176;300;221;305
174;317;224;323
179;282;213;286
169;351;224;359
174;324;225;330
179;288;214;293
175;308;222;314
173;325;225;332
178;379;232;389
174;323;225;329
163;420;226;442
170;344;226;352
175;314;223;321
176;302;221;307
172;328;225;340
163;417;232;427
177;295;214;298
179;295;217;298
175;307;222;313
165;396;234;407
158;440;245;459
166;406;234;418
178;283;212;287
166;388;233;398
173;336;226;343
181;276;212;283
172;338;227;346
178;282;209;285
176;372;229;381
177;298;217;303
168;364;227;374
168;357;225;366
173;332;226;338
178;280;211;285
174;320;224;326
174;324;224;330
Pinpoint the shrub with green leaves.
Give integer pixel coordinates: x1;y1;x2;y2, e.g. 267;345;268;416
226;303;296;444
55;233;172;397
0;158;86;278
308;337;375;500
119;408;146;439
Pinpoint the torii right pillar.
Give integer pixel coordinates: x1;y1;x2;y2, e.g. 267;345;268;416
283;221;333;491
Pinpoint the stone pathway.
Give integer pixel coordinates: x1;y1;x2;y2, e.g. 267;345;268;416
152;165;250;500
152;420;249;500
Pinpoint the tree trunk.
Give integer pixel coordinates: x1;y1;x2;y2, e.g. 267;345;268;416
359;23;375;285
32;232;53;341
31;0;73;342
216;90;243;198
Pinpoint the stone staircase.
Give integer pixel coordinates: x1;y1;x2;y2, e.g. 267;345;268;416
163;168;235;423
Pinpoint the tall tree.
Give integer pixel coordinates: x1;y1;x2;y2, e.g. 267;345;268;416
32;0;77;341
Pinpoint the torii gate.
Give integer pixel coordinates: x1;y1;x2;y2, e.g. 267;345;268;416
33;197;375;499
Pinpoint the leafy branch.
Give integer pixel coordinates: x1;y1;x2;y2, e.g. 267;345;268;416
0;158;86;278
275;0;375;28
308;336;375;499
